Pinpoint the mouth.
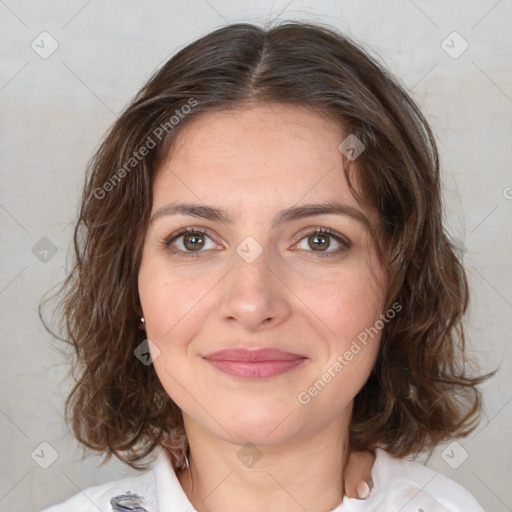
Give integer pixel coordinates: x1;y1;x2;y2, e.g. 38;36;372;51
202;348;308;379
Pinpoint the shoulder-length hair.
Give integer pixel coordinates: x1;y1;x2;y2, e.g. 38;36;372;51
41;21;490;471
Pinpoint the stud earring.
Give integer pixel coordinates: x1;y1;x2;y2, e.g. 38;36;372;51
140;316;145;326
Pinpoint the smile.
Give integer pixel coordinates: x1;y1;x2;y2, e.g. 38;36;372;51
204;358;308;379
202;347;309;379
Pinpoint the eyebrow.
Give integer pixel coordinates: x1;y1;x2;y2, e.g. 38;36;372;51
150;201;372;231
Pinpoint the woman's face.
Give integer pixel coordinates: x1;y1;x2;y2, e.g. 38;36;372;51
138;102;388;447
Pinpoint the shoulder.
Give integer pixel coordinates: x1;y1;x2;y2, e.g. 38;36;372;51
354;448;484;512
41;446;194;512
39;467;157;512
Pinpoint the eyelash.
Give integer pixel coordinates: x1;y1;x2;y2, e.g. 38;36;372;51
163;227;350;259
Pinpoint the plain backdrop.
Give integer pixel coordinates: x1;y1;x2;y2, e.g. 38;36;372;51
1;1;511;511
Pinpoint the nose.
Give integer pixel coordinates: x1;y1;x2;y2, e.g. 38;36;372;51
217;245;292;331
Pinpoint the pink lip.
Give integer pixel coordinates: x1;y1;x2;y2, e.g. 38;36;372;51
202;348;308;379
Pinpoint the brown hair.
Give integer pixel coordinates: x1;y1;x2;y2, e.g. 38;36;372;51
41;21;491;471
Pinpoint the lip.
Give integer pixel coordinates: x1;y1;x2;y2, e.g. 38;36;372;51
203;348;307;361
202;348;308;379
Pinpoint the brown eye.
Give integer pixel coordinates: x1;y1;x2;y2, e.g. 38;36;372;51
182;232;206;251
295;228;350;259
165;228;218;257
308;232;331;251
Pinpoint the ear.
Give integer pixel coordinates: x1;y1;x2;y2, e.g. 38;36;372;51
136;304;145;331
135;294;146;331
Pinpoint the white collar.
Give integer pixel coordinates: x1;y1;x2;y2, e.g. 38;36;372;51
152;446;195;512
147;445;481;512
150;445;366;512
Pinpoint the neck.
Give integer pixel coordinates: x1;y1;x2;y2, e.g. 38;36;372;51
176;414;351;512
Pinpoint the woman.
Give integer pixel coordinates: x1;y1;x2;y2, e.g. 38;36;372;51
41;21;489;511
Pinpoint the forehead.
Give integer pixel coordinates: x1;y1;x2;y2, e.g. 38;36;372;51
152;103;378;228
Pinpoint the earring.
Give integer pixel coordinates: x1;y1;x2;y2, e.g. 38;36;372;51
140;316;145;326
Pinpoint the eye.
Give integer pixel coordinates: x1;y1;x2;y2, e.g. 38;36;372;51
163;226;350;259
164;227;220;257
294;228;350;258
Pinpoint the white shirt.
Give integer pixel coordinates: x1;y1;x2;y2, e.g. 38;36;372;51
41;446;484;512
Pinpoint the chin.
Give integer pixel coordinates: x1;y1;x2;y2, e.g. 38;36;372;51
214;405;307;446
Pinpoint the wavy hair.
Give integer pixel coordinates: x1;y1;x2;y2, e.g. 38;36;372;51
40;21;491;471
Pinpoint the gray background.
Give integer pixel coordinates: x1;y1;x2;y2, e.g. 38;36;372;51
1;1;511;510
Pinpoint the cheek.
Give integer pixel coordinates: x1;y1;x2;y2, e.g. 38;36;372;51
138;260;216;340
303;271;383;408
138;263;202;406
303;260;385;344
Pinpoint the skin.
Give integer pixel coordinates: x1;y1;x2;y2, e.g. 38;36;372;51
138;103;386;512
